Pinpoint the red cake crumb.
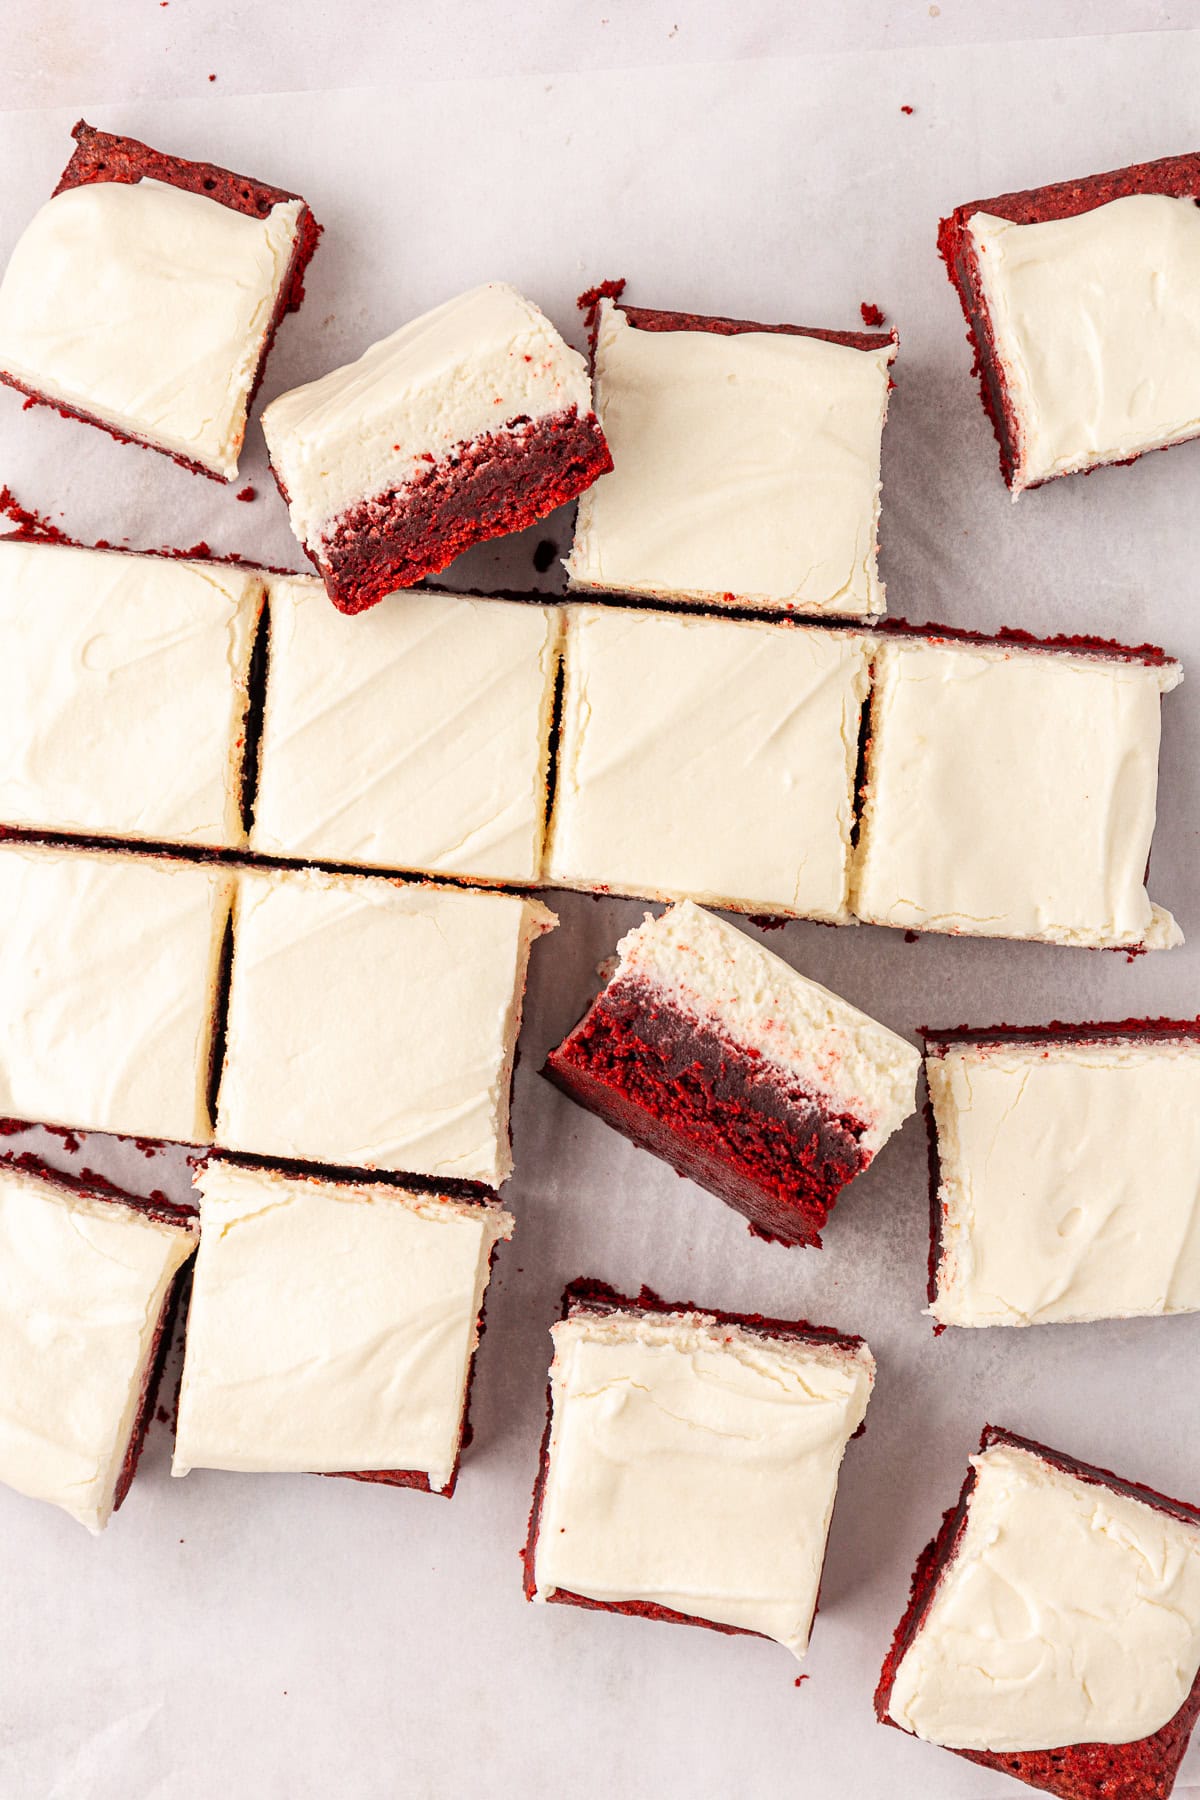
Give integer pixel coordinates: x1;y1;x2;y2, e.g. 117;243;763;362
901;104;914;114
236;485;256;502
860;302;886;327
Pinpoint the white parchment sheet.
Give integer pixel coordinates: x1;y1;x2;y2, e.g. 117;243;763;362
2;30;1200;1800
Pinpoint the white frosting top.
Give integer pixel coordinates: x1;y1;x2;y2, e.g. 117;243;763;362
0;841;232;1144
613;902;918;1155
852;636;1182;948
889;1442;1200;1751
252;577;561;882
0;540;263;847
568;299;894;614
532;1306;874;1658
215;868;555;1185
0;1161;196;1532
930;1037;1200;1327
968;195;1200;493
545;605;870;919
261;282;593;547
173;1160;512;1489
0;179;303;478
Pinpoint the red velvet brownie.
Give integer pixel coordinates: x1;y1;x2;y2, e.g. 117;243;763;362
523;1280;874;1658
261;282;611;612
938;154;1200;493
0;121;319;480
877;1427;1200;1799
0;1155;196;1532
545;902;918;1247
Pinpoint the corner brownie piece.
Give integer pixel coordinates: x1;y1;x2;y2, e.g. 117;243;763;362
851;626;1182;950
567;286;896;615
0;1157;196;1532
261;282;611;612
876;1428;1200;1800
0;120;320;480
925;1021;1200;1328
524;1282;873;1658
546;902;919;1247
173;1159;512;1494
938;154;1200;493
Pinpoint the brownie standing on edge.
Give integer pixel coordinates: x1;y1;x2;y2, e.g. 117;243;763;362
876;1428;1200;1800
524;1282;874;1658
261;282;611;613
566;285;896;616
546;903;919;1247
0;1159;196;1533
0;120;320;480
938;154;1200;494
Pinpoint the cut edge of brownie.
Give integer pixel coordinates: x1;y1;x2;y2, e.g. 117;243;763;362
876;615;1177;671
576;277;897;355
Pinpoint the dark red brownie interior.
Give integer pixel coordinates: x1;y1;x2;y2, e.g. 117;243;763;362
545;977;872;1248
578;277;895;354
875;1425;1200;1800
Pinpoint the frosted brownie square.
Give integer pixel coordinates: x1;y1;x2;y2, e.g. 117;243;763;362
251;577;561;883
546;902;918;1246
938;153;1200;493
0;841;232;1143
545;605;870;919
524;1282;874;1659
215;868;555;1184
173;1159;512;1494
0;540;264;848
851;629;1181;949
567;289;896;615
925;1022;1200;1328
0;120;319;480
0;1158;196;1532
262;282;611;612
877;1429;1200;1800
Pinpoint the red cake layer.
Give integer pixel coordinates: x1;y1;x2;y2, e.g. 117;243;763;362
578;277;896;354
937;153;1200;490
545;978;871;1248
0;121;322;483
875;1425;1200;1800
877;616;1175;670
284;405;611;614
522;1279;865;1633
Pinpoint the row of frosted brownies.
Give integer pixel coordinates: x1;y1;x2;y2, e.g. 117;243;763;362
0;535;1182;951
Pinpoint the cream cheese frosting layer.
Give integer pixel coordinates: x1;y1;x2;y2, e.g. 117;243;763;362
851;637;1181;948
215;868;555;1185
0;179;303;477
889;1442;1200;1750
968;195;1200;493
532;1306;874;1657
262;282;593;548
567;299;894;615
0;540;263;847
545;605;870;919
0;841;232;1144
173;1160;512;1489
929;1037;1200;1327
0;1162;196;1533
615;902;918;1155
252;578;561;882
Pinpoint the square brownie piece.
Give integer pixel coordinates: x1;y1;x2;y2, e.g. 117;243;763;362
261;282;611;612
0;840;232;1144
0;1157;196;1532
567;290;896;615
173;1159;512;1494
0;540;264;848
545;604;870;919
214;868;555;1184
0;120;319;480
877;1428;1200;1799
524;1282;874;1658
938;154;1200;493
925;1021;1200;1328
545;901;919;1247
851;628;1181;949
251;577;561;883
